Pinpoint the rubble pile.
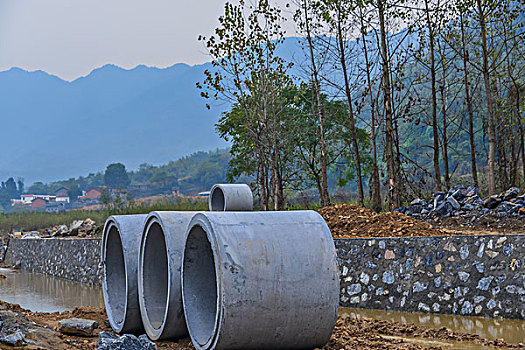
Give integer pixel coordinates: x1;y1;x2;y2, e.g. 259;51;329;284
15;219;100;239
318;204;446;238
400;186;524;218
400;186;525;218
47;218;99;238
97;332;157;350
399;186;525;233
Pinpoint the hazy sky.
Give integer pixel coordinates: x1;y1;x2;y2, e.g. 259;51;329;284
0;0;293;81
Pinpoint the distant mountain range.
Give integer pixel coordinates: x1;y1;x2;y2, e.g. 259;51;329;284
0;37;321;185
0;34;378;185
0;60;233;184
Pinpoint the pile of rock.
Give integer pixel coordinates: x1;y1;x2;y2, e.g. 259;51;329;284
97;331;156;350
50;218;98;238
399;186;525;219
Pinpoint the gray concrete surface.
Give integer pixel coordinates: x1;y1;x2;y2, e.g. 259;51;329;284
209;184;253;211
181;211;339;350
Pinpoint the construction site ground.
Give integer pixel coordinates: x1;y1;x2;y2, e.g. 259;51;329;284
318;204;525;239
0;301;521;350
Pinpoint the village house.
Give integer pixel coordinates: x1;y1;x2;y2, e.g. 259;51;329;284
20;194;56;205
45;201;67;213
79;188;101;200
55;187;70;203
55;187;68;197
30;197;47;209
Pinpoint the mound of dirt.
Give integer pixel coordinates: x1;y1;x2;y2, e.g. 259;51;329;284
318;204;447;238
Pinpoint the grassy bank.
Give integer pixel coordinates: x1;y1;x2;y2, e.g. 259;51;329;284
0;197;208;233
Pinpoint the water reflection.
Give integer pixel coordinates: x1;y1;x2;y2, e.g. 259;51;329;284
340;307;525;345
0;268;103;312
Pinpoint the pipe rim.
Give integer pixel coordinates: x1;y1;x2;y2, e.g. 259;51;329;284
209;185;226;211
138;216;170;340
182;215;222;350
101;219;128;333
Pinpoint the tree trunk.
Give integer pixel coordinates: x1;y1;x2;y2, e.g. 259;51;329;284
378;0;401;209
438;46;450;190
360;10;382;212
336;3;364;207
259;156;268;211
460;15;479;188
476;0;497;195
271;154;282;210
271;126;284;210
440;83;450;190
302;0;330;207
521;121;525;186
425;0;442;192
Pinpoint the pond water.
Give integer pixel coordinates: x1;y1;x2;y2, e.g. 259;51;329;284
0;268;103;313
340;307;525;345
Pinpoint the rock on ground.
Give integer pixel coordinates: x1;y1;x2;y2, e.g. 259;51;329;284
96;331;157;350
59;317;98;336
0;310;66;349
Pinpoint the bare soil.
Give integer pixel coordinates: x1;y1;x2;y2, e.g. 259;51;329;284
319;204;446;238
433;215;525;235
318;204;525;238
325;317;519;349
0;301;521;349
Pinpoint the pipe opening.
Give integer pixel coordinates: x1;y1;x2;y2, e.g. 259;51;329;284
210;187;225;211
105;225;126;325
183;225;218;346
142;222;169;330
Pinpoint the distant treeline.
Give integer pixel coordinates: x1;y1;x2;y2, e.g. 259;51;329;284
25;149;232;198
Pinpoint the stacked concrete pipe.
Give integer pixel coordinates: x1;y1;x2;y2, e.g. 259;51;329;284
101;183;338;349
101;215;147;333
137;211;196;340
209;184;253;211
181;211;339;350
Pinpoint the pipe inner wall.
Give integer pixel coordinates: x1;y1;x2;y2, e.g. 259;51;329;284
102;215;147;333
210;187;225;211
141;222;169;330
138;211;196;340
104;226;126;325
182;226;218;346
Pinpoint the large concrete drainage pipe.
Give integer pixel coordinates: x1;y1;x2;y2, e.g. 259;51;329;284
182;211;339;350
138;211;196;340
101;215;147;333
209;184;253;211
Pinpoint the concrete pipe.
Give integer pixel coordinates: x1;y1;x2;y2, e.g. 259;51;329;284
209;184;253;211
138;211;196;340
101;215;147;333
182;211;339;350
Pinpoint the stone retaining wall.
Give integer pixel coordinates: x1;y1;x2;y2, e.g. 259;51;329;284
4;235;525;320
4;238;102;285
336;235;525;320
